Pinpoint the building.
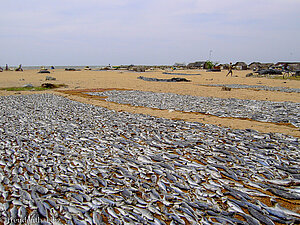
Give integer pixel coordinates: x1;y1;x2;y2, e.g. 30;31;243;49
217;64;229;70
234;62;248;70
274;62;300;71
173;63;186;67
248;62;261;70
187;61;206;69
261;63;274;69
248;62;274;70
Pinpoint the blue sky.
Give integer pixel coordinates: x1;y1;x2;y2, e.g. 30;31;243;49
0;0;299;65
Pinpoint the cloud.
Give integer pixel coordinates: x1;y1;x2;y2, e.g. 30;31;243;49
0;0;299;65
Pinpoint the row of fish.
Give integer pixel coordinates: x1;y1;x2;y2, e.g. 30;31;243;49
87;90;300;128
197;84;300;93
0;93;299;224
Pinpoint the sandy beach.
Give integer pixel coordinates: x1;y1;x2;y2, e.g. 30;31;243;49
2;1;300;223
1;70;299;221
0;69;299;137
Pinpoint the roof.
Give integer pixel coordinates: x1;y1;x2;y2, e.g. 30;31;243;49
261;63;274;66
194;61;206;67
187;61;206;67
173;63;186;66
234;62;247;66
274;62;300;66
248;62;261;66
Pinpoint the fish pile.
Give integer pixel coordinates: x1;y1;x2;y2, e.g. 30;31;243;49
87;90;300;128
0;94;299;224
198;84;300;93
138;76;190;82
162;72;201;76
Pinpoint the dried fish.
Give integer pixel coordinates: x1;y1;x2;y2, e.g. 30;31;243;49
0;94;299;224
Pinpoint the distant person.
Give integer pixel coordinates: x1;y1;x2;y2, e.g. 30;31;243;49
15;64;23;71
282;64;288;72
226;62;233;77
5;64;8;71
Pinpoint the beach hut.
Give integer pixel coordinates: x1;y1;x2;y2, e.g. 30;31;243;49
260;63;274;70
187;61;206;69
131;66;145;72
234;62;248;70
248;62;261;70
274;62;300;71
218;64;229;70
173;63;186;67
289;63;300;71
187;63;196;69
173;63;186;70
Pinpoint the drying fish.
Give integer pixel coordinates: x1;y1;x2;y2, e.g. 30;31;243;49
0;94;299;224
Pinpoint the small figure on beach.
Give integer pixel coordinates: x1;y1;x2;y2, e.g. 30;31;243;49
226;62;233;77
15;64;23;71
5;64;9;71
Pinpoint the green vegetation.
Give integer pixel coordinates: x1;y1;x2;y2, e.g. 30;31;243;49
0;84;67;91
1;86;48;91
205;61;214;69
206;60;219;69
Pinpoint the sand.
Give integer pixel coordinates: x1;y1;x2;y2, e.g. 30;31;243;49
0;69;299;137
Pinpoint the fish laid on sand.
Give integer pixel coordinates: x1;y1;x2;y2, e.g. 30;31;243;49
0;94;299;224
198;84;300;93
87;90;300;127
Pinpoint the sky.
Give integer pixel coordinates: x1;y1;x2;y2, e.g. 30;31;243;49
0;0;299;66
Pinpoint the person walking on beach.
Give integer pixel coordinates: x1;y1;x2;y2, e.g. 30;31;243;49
226;62;233;77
